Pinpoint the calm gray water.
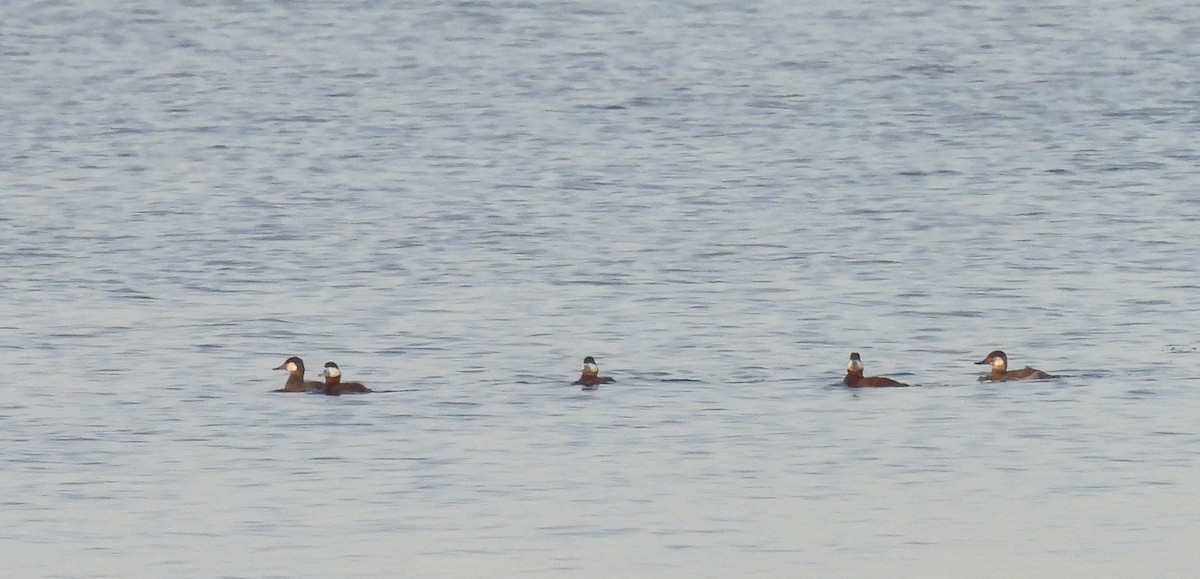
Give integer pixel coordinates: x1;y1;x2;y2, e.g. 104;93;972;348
3;0;1200;576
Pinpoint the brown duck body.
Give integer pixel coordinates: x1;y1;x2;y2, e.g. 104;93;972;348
574;374;616;389
982;366;1056;382
323;376;372;396
843;369;909;388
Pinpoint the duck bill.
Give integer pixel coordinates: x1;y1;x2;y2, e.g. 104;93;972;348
273;363;288;370
974;358;989;365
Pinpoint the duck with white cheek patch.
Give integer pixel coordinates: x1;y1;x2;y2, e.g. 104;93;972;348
842;352;909;388
273;356;324;392
975;350;1056;381
320;362;372;395
573;356;615;390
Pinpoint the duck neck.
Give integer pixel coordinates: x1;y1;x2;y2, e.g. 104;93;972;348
324;375;341;395
844;369;863;385
284;372;308;392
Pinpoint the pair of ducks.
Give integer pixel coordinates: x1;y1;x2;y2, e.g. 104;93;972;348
844;350;1056;387
274;357;371;395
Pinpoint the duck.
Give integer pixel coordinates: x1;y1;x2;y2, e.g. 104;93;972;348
843;352;909;387
976;350;1056;381
319;361;372;395
573;356;615;390
273;356;324;392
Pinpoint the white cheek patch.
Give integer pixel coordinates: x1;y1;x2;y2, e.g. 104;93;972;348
848;360;863;372
323;367;341;379
583;362;599;374
992;358;1006;369
287;362;298;372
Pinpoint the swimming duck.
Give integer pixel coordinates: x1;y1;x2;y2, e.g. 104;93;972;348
573;356;615;390
975;350;1056;381
273;356;324;392
320;362;372;395
843;352;909;387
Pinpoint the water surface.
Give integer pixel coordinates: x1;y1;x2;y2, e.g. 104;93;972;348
3;0;1200;576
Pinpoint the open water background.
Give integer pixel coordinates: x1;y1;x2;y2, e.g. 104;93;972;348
3;0;1200;576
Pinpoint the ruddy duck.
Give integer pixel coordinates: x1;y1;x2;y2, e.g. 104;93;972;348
843;352;909;387
320;362;372;395
975;350;1056;381
273;356;324;392
573;356;615;390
